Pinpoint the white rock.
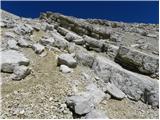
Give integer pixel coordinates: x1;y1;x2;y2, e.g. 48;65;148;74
73;38;85;45
51;33;69;50
39;38;55;46
32;43;45;54
65;32;82;42
66;95;92;115
11;65;31;80
75;46;95;67
1;50;30;73
7;39;19;50
105;82;125;100
58;53;77;68
60;65;73;73
85;83;105;105
18;37;31;47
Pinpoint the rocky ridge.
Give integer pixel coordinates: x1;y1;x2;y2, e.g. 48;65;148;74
0;9;159;119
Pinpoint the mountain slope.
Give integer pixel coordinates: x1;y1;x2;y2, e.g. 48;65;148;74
0;9;159;119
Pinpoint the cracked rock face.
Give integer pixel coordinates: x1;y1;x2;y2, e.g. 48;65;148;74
92;56;159;104
1;9;159;119
115;46;159;77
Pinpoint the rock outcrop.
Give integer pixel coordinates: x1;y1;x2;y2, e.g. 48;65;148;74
92;56;159;107
115;46;159;77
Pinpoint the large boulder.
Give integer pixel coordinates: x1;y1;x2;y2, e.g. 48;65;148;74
17;37;32;47
105;82;125;100
59;65;73;73
83;35;105;52
51;33;69;50
85;83;105;105
73;38;85;45
74;46;95;67
66;84;105;115
105;44;119;59
1;50;30;73
66;95;92;115
14;23;33;35
11;65;31;80
39;37;55;46
58;53;77;68
65;32;82;42
115;46;159;77
57;27;69;36
32;43;45;54
92;56;159;107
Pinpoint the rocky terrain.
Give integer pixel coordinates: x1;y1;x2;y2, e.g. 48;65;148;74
0;9;159;119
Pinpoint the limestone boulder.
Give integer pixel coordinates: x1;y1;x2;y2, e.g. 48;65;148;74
58;53;77;68
11;65;31;80
32;43;45;54
1;50;30;73
59;65;73;73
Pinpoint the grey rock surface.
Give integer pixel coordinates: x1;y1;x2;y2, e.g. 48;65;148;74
85;83;105;105
92;56;159;107
4;32;16;38
39;37;55;46
83;35;105;52
66;95;92;115
59;65;73;73
58;53;77;68
1;9;159;119
85;109;108;119
1;50;30;73
18;37;32;47
11;65;31;80
14;23;33;35
105;82;125;100
7;39;19;50
32;43;45;54
115;46;159;77
74;46;95;67
65;32;82;42
51;33;69;50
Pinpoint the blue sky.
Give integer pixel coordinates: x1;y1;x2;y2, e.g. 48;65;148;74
1;1;159;24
